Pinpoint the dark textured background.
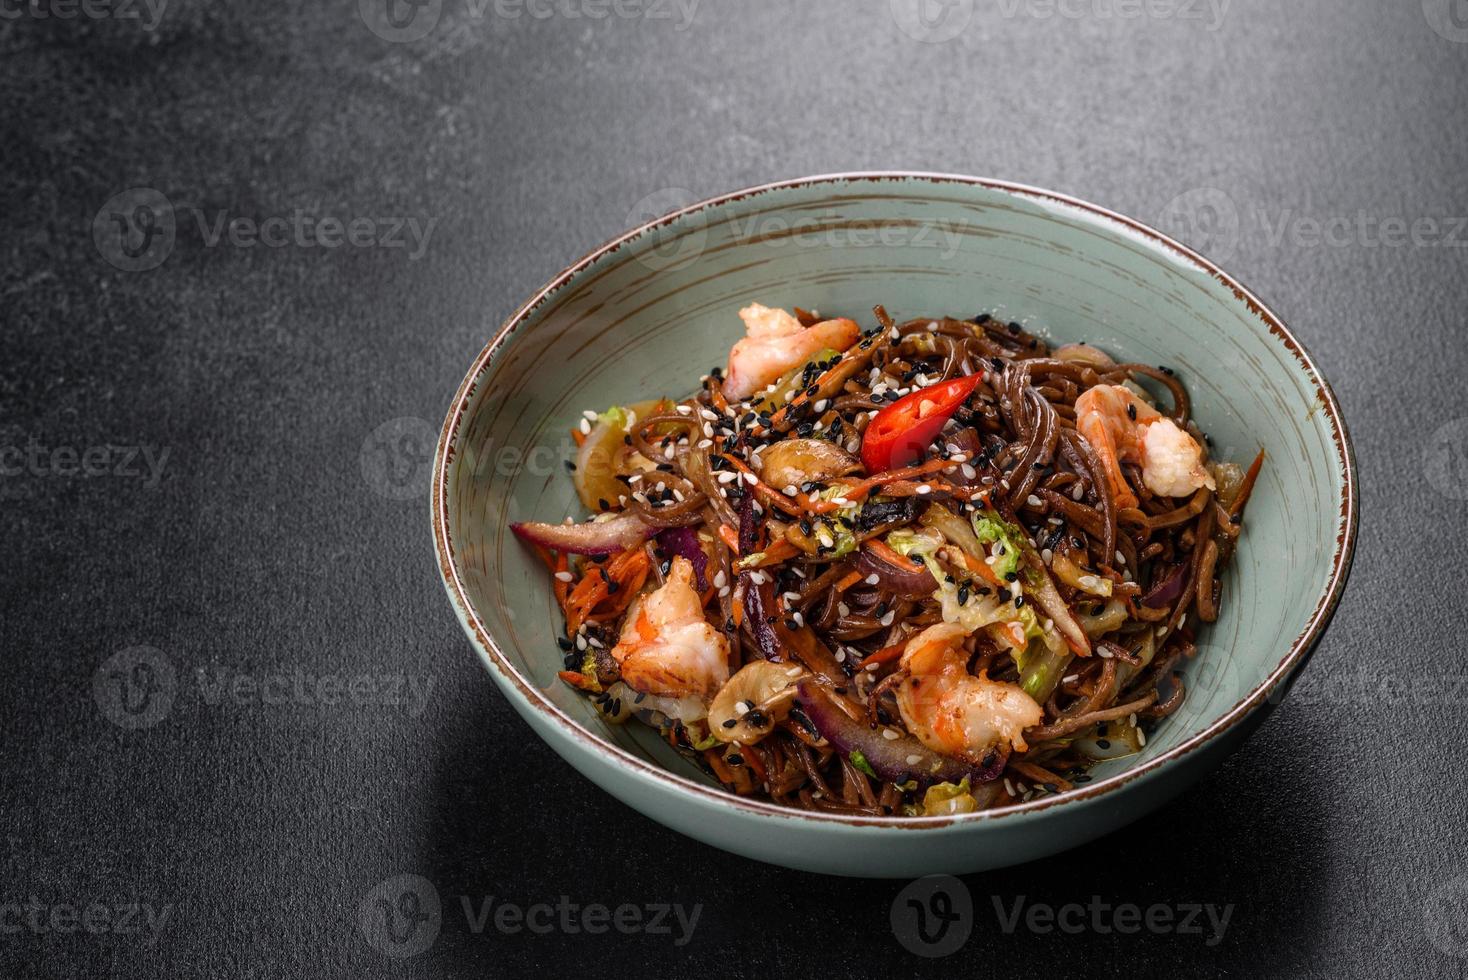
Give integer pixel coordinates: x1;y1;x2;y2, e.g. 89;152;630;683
4;0;1468;976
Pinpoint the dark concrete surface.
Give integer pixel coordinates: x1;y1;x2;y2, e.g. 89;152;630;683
3;0;1467;976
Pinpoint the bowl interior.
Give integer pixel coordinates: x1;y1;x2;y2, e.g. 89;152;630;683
439;175;1351;807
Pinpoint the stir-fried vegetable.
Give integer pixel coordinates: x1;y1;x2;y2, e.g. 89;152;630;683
860;375;981;473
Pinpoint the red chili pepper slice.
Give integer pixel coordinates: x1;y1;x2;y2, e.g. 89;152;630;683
860;375;981;473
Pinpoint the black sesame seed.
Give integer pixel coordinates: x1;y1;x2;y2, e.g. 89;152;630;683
1096;738;1111;749
564;460;577;472
1126;403;1136;421
722;718;737;729
556;637;573;651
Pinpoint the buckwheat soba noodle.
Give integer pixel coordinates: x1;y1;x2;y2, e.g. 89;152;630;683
511;303;1261;816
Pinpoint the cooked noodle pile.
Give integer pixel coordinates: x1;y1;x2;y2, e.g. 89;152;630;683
515;307;1261;816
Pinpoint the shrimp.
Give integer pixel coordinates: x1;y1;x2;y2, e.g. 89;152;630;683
1074;383;1215;509
609;556;729;704
722;304;860;401
894;623;1044;760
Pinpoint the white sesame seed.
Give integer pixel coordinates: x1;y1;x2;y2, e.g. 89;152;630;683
1041;548;1052;563
906;754;922;765
675;405;692;415
865;574;880;585
1115;550;1126;565
742;472;757;485
838;602;851;617
845;440;860;453
1137;728;1147;746
587;637;603;649
1062;674;1079;684
718;585;731;598
882;728;900;740
554;571;574;583
834;649;846;663
1003;778;1016;797
582;409;599;421
734;701;749;716
713;570;727;588
697;439;713;449
916;484;932;495
699;408;719;421
813;399;828;413
1026;494;1043;508
578;418;592;434
575;634;588;651
960;464;977;480
792;612;805;627
716;470;738;484
1072;482;1085;500
880;611;895;626
783;591;801;603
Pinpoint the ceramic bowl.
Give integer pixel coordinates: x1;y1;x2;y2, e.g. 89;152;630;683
432;173;1356;877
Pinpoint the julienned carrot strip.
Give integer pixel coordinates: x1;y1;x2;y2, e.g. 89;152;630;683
704;749;737;783
571;427;587;447
859;640;908;669
743;538;799;568
565;544;650;635
834;571;864;593
951;547;1005;588
866;538;924;573
717;524;740;554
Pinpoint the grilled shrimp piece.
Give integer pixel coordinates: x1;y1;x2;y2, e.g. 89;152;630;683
722;304;860;401
610;556;729;705
1074;383;1215;509
895;623;1044;760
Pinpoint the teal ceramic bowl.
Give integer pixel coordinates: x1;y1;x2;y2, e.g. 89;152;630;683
432;173;1356;877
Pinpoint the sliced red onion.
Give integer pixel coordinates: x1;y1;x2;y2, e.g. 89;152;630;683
855;545;937;599
737;493;758;557
740;573;784;663
1142;562;1188;608
656;526;708;591
796;681;1004;785
510;512;654;556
